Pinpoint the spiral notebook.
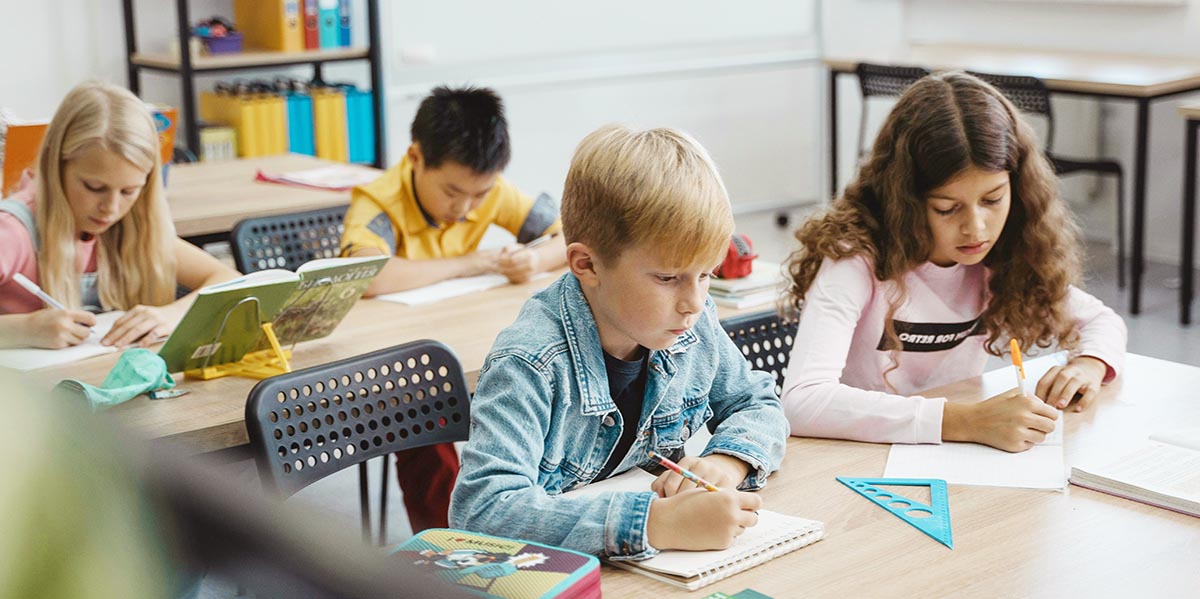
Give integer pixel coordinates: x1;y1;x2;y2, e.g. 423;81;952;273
566;469;824;590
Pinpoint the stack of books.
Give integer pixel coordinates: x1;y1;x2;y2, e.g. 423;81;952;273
709;260;787;310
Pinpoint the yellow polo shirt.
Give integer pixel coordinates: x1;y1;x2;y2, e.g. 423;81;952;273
340;155;561;259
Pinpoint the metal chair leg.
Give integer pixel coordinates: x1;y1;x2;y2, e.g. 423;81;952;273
378;456;389;546
358;461;370;543
1117;172;1127;289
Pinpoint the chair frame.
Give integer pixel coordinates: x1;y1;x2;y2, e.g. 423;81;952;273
231;205;348;274
245;340;470;544
854;63;933;158
721;310;800;397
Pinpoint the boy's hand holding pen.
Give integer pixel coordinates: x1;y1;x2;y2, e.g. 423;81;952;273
498;233;556;283
644;450;762;551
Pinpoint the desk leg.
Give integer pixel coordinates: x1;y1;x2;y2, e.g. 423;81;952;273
1131;98;1150;315
1182;120;1198;325
829;69;840;200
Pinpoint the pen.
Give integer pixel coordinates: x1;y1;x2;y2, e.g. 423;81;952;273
524;233;556;250
13;273;94;333
648;450;720;492
1009;338;1025;392
13;273;67;310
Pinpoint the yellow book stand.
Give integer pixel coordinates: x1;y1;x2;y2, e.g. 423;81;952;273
185;322;293;381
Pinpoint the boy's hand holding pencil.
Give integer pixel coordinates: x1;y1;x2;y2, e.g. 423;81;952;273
649;451;749;497
497;234;554;284
645;451;762;551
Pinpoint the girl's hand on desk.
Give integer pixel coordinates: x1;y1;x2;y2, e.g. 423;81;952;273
497;244;539;284
646;488;761;551
943;387;1058;453
23;308;96;349
651;454;749;497
102;305;172;348
1036;357;1107;412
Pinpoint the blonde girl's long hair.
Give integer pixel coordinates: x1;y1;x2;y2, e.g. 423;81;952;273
786;71;1082;366
36;81;176;310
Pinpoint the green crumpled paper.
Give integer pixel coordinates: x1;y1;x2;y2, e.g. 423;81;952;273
54;348;176;410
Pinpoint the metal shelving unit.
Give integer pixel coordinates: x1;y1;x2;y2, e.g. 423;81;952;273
121;0;386;168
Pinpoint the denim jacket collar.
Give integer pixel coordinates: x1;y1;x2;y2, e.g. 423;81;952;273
558;274;699;416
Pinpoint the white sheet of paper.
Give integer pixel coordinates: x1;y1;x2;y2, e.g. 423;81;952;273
883;353;1069;490
0;311;124;371
374;274;509;306
374;272;550;306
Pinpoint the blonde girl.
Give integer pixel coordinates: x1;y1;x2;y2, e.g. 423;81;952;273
0;82;237;349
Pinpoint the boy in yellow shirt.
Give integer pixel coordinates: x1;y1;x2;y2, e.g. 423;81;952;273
340;86;565;533
341;86;566;294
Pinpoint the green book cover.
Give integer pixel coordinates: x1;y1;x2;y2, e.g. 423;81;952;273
157;255;386;373
259;255;387;347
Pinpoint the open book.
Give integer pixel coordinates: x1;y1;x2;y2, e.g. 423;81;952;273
565;469;824;590
1069;427;1200;517
157;255;386;373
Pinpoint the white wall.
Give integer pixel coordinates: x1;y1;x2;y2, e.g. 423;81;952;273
1;0;824;217
378;1;825;213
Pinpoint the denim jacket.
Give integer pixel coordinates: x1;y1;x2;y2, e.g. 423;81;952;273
450;273;787;560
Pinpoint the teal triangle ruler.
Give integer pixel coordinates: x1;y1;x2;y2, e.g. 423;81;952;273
837;477;953;549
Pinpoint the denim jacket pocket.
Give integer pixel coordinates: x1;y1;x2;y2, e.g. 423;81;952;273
650;396;712;450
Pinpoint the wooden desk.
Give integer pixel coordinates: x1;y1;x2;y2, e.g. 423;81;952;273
824;43;1200;315
1179;103;1200;324
602;353;1200;597
167;154;379;244
29;275;760;455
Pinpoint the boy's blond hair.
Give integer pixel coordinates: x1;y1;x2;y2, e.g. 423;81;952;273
561;124;733;267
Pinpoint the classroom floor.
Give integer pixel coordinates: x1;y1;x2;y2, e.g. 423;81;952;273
197;206;1200;597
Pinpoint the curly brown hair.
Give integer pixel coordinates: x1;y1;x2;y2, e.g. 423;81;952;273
786;71;1082;362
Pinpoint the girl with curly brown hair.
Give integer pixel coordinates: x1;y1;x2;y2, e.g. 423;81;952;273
781;72;1126;453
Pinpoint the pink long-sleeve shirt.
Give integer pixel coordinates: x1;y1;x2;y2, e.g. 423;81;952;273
780;256;1127;444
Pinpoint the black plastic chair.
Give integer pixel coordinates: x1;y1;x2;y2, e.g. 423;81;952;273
855;63;933;158
245;340;470;545
968;70;1127;288
720;310;800;397
231;205;347;273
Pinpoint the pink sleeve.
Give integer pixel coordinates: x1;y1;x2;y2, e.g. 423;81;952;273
1066;286;1127;383
780;257;945;444
0;215;34;286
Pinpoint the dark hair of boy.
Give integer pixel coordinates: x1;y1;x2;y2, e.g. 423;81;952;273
410;86;512;174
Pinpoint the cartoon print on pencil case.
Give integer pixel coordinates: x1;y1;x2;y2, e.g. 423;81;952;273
415;548;549;590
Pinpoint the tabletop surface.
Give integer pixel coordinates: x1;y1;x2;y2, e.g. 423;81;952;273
824;43;1200;97
167;154;378;238
600;353;1200;597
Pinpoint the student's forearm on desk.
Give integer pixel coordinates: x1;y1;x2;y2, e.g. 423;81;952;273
355;251;496;296
0;313;33;348
534;235;568;272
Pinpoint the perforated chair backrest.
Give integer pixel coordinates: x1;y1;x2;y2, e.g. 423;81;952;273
965;70;1054;150
855;63;932;99
855;63;932;157
720;310;800;397
245;340;471;497
231;205;347;273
